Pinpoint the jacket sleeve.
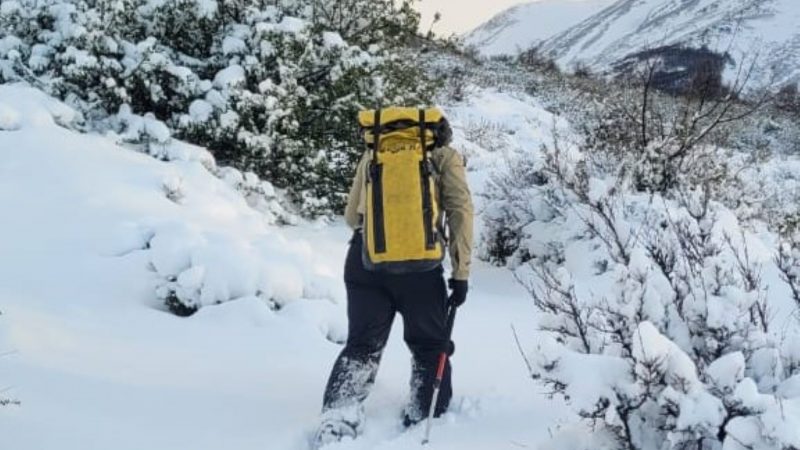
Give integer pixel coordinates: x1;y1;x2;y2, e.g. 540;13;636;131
344;152;369;230
439;148;474;280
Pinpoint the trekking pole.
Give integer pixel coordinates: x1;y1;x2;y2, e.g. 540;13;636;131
421;306;458;445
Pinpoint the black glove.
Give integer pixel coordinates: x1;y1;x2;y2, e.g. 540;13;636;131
447;278;468;308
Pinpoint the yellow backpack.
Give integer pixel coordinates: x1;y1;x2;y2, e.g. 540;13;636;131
358;107;446;273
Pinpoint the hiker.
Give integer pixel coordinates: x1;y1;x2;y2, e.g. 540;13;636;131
314;107;473;447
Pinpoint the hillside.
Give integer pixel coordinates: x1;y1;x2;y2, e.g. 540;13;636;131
464;0;614;57
0;82;575;450
469;0;800;87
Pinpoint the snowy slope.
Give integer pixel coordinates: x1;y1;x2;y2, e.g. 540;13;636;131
0;83;577;450
470;0;800;86
541;0;800;85
464;0;615;56
0;83;347;448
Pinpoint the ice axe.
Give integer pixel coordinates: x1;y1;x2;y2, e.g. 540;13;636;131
421;305;458;445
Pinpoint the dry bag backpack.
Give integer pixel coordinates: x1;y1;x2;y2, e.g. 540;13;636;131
357;107;447;273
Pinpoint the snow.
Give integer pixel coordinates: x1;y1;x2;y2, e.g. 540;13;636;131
541;0;800;85
465;0;615;56
0;83;573;449
0;0;21;15
213;64;246;88
633;321;700;388
778;375;800;399
188;99;213;122
194;0;217;18
116;104;172;144
469;0;800;86
323;32;346;49
278;16;308;34
705;352;746;393
2;47;800;448
222;36;247;55
0;101;21;130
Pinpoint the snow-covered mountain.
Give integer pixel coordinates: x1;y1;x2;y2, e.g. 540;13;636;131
465;0;615;56
470;0;800;87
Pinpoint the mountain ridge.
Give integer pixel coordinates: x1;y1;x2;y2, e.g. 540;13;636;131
464;0;615;57
468;0;800;87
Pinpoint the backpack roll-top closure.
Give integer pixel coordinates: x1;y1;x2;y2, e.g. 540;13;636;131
359;107;445;274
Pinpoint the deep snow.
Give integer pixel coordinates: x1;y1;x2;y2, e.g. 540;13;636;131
5;70;797;449
0;84;573;449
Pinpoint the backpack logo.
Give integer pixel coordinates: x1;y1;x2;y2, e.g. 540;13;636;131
382;142;419;154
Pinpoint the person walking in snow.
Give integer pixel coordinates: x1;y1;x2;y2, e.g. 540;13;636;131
314;107;473;447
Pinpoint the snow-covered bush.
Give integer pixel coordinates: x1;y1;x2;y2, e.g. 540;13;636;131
775;83;800;116
216;166;296;225
146;222;310;316
503;138;800;449
472;68;800;445
480;151;547;264
462;118;513;153
776;234;800;309
573;74;753;195
0;0;435;215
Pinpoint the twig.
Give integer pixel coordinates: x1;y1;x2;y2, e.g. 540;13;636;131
511;324;535;379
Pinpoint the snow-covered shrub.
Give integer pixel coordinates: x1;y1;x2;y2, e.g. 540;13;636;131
479;151;548;264
113;105;174;156
477;97;800;447
775;83;800;116
506;138;800;449
216;166;296;225
730;112;800;157
462;118;512;153
0;0;435;215
575;79;744;195
147;222;308;316
776;235;800;309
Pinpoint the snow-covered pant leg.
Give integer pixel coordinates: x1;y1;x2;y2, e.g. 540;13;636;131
322;235;395;415
386;268;452;422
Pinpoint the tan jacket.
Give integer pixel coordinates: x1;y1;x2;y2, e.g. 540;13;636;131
344;146;474;280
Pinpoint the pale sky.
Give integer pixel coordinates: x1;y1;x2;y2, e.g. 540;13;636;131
415;0;529;36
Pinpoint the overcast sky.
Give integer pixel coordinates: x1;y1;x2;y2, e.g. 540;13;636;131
415;0;529;35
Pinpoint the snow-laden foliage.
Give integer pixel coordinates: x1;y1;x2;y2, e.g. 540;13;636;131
776;232;800;310
0;0;434;214
148;221;309;316
471;54;800;448
489;135;800;449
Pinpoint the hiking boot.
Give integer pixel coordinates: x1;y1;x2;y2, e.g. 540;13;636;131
312;404;364;449
313;419;357;448
402;411;422;429
401;398;449;429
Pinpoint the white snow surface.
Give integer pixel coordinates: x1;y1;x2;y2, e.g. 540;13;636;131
0;84;575;449
464;0;615;57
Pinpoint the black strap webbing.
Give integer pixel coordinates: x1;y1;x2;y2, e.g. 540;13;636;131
372;108;381;153
419;109;435;249
419;109;426;157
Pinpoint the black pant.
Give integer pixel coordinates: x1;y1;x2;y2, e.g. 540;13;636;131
322;232;452;421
